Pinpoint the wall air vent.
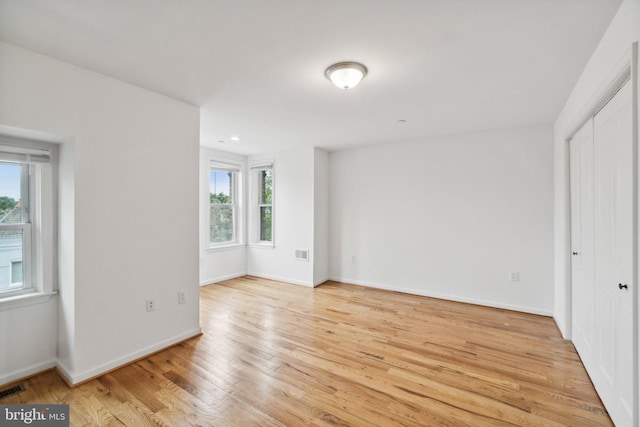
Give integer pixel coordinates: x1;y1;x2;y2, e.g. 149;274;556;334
295;249;309;261
0;383;25;400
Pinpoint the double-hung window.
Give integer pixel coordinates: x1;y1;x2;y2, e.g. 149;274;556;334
0;162;31;292
209;160;241;247
250;162;273;245
0;139;55;300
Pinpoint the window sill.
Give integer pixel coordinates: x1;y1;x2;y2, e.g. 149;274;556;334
0;290;58;312
207;243;245;253
249;242;275;250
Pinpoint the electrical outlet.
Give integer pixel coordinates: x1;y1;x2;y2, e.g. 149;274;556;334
178;291;186;304
146;299;155;312
510;272;520;282
351;255;356;263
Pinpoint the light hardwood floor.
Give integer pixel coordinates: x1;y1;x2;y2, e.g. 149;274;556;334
3;276;611;426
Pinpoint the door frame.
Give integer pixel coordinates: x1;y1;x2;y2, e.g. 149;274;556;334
565;42;638;424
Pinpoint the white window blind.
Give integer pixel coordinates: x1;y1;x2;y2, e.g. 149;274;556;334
0;144;51;164
211;160;241;172
250;162;273;171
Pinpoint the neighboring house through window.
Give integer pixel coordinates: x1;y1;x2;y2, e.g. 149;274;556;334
10;259;23;286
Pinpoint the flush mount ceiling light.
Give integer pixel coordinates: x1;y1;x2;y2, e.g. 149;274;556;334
325;62;368;90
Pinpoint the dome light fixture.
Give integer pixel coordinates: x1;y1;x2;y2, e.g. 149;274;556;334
325;62;368;90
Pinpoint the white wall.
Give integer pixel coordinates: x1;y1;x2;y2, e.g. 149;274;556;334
313;148;329;285
248;148;316;286
57;138;76;378
0;42;201;384
0;297;58;385
199;147;247;284
329;125;554;315
553;0;640;337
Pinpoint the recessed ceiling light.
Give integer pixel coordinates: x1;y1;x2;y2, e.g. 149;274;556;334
218;140;224;143
230;136;241;141
325;62;368;90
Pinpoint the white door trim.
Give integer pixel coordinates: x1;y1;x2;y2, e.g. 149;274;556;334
565;42;638;426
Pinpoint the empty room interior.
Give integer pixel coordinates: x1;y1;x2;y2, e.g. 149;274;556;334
0;0;639;425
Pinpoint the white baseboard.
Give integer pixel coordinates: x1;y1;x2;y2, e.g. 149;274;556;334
57;328;202;385
202;272;323;288
55;359;73;386
328;276;553;317
247;272;314;288
313;276;329;287
200;272;247;286
0;359;56;387
555;316;571;339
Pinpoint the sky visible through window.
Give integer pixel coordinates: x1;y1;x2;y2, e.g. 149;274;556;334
210;170;231;196
0;163;21;200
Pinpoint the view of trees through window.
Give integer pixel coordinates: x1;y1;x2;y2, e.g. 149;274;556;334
209;165;272;245
0;196;18;219
259;170;272;241
210;169;235;244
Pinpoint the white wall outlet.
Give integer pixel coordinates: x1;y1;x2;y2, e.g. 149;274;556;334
146;299;155;312
351;255;356;263
178;291;186;304
510;272;520;282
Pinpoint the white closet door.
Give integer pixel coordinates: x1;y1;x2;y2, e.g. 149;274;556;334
593;79;634;427
570;118;596;366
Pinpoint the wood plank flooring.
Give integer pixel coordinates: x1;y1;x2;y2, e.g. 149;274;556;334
3;276;612;426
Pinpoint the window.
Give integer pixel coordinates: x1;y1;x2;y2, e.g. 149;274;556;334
0;161;31;295
250;162;273;245
10;260;23;287
258;169;273;241
0;138;56;301
209;161;241;246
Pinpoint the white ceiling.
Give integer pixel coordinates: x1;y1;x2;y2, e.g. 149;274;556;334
0;0;622;155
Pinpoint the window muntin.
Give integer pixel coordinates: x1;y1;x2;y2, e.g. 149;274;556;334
209;165;239;246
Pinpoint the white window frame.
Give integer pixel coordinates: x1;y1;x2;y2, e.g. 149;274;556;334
208;160;242;249
0;136;57;306
249;161;274;248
